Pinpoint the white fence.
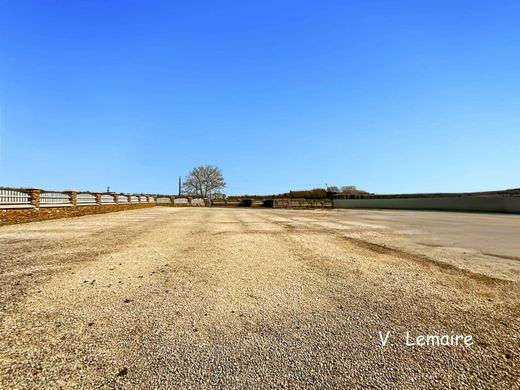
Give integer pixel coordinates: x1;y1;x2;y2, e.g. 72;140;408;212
101;194;115;204
77;193;97;206
117;195;128;203
0;189;31;208
0;188;204;210
40;192;71;207
191;198;205;206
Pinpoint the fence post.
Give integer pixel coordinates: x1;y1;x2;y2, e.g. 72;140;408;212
64;191;77;207
28;189;41;208
93;193;102;205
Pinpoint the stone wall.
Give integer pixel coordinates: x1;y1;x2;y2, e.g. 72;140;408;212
332;196;520;214
0;203;155;225
0;188;210;225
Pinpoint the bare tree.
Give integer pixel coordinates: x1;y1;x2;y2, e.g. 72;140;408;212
183;165;226;198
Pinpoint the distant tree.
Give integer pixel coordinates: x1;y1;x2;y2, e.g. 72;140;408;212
309;188;328;198
326;185;340;193
184;165;226;198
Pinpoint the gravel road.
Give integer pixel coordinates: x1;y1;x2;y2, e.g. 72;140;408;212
0;207;518;388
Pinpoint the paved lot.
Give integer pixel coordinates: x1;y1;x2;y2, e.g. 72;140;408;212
0;207;518;388
324;208;520;281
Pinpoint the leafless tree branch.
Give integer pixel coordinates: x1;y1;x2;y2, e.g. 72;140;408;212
183;165;226;198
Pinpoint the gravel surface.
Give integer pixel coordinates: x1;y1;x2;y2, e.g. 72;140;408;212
0;207;518;389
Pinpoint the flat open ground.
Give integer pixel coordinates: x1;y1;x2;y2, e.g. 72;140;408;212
0;207;518;388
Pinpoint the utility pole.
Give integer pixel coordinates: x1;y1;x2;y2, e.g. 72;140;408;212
178;176;181;196
106;186;110;193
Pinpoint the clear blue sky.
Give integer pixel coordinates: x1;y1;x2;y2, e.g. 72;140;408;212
1;1;519;195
